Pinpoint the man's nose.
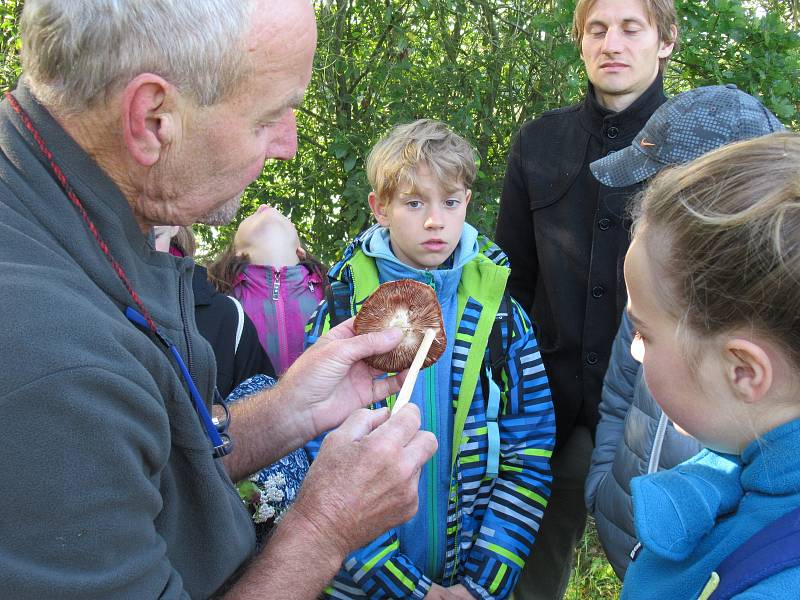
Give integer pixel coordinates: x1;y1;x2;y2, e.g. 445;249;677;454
601;27;623;54
267;110;299;161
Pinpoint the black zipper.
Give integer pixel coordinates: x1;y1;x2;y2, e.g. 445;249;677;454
178;273;195;384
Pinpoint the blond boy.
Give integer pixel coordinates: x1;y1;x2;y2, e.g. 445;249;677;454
306;120;555;599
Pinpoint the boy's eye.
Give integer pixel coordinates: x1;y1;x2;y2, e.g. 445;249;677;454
444;198;461;208
406;200;422;209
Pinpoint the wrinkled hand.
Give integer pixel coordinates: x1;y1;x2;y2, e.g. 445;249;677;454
277;317;406;442
290;403;437;558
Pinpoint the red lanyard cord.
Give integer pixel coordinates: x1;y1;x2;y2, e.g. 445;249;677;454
5;91;234;457
4;91;158;334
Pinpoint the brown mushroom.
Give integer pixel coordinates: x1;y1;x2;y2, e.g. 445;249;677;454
353;279;446;373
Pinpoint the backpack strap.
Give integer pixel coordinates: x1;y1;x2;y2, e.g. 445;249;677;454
325;279;353;328
697;506;800;600
487;292;512;388
324;254;380;330
481;291;512;479
227;295;245;354
451;259;508;471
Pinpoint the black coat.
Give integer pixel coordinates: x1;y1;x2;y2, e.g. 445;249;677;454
495;77;666;450
192;265;275;398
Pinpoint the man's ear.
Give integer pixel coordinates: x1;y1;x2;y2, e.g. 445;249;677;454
368;192;390;226
658;24;678;59
121;74;177;167
723;338;773;404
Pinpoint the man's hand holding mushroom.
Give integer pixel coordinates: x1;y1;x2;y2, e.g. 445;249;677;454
281;317;410;442
225;316;418;476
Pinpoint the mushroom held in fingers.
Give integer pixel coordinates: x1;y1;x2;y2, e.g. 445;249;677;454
353;279;446;373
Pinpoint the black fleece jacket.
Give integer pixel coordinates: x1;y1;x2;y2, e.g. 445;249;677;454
192;264;275;398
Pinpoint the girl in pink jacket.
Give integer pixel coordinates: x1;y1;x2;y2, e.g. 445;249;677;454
208;204;327;374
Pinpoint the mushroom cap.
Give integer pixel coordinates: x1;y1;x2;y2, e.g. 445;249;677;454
354;279;446;372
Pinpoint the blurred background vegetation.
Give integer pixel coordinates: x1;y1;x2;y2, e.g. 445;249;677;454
1;1;796;597
1;0;797;263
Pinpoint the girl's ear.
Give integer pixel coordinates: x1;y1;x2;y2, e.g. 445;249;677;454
368;192;390;227
723;338;773;404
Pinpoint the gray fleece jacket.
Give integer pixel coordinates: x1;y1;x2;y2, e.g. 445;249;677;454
0;83;254;598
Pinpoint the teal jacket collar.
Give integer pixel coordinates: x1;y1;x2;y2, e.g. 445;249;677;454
631;418;800;561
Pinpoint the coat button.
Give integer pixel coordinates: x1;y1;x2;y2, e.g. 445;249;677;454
592;285;605;298
607;126;619;139
598;218;611;230
586;352;599;365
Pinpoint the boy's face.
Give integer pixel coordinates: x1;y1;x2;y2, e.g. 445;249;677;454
369;163;471;270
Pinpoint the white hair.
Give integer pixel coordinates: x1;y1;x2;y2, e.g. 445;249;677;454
20;0;255;114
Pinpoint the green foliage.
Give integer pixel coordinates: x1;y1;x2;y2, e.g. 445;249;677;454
563;518;622;600
222;0;586;263
670;0;800;124
0;0;797;262
0;0;22;94
209;0;798;263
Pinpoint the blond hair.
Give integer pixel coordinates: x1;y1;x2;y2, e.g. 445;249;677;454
634;132;800;366
171;226;197;257
572;0;679;72
366;119;477;205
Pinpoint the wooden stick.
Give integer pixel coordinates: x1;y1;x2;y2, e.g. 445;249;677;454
392;328;437;415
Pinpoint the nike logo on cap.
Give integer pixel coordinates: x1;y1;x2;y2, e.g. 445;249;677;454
640;138;656;147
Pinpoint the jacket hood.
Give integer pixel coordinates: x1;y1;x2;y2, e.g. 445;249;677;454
631;418;800;561
631;450;742;561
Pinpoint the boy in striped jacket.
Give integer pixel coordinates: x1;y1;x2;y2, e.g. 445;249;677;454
305;119;555;599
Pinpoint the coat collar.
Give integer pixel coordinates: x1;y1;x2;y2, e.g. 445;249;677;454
578;73;666;143
631;417;800;561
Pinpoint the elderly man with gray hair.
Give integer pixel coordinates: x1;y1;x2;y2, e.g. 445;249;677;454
0;1;436;599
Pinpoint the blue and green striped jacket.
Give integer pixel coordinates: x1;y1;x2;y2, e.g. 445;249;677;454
305;228;555;599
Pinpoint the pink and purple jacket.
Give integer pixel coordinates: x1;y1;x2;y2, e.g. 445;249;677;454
231;264;324;374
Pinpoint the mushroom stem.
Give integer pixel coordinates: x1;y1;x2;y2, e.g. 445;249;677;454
392;328;438;415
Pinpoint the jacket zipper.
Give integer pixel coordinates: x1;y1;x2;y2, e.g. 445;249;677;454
272;268;289;373
426;275;440;576
178;274;195;382
426;363;440;576
648;410;669;474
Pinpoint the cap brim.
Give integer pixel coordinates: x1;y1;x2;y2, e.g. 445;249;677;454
590;144;666;188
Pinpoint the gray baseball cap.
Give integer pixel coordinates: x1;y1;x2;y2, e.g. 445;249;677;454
590;84;784;187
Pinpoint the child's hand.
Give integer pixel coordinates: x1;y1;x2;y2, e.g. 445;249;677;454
426;583;474;599
444;583;474;599
425;583;451;599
